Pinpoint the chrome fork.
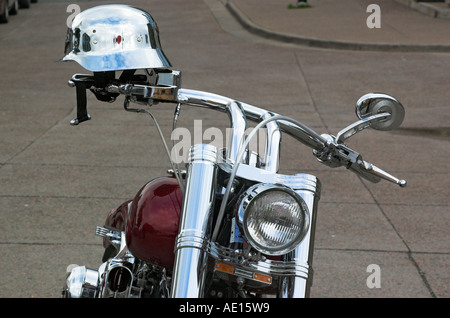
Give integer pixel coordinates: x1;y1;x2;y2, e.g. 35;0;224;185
170;144;218;298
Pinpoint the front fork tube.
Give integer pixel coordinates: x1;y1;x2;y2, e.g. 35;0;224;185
171;144;218;298
278;181;321;298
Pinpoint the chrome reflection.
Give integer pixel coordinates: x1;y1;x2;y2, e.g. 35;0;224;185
63;5;171;71
62;265;99;298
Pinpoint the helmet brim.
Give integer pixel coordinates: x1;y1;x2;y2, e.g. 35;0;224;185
62;48;171;72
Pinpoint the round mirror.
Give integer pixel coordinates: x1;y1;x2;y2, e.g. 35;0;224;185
356;93;405;131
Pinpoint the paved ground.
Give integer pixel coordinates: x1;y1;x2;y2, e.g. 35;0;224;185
227;0;450;50
0;0;448;298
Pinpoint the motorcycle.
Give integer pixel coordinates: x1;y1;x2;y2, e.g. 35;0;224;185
61;5;406;299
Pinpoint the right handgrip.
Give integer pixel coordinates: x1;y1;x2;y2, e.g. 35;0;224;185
315;133;407;187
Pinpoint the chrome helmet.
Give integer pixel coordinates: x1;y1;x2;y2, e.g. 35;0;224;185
63;5;171;72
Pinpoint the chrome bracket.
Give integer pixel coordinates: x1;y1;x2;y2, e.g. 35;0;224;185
96;226;122;248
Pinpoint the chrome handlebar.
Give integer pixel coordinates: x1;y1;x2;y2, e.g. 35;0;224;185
156;86;407;187
178;88;406;187
70;72;406;187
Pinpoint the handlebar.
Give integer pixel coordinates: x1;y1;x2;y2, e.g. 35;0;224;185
175;88;406;187
68;72;406;187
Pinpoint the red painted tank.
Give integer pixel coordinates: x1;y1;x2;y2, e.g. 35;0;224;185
125;177;183;268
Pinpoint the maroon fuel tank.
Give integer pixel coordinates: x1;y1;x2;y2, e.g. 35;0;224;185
125;177;183;268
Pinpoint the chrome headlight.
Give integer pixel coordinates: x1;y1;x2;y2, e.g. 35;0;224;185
236;183;310;256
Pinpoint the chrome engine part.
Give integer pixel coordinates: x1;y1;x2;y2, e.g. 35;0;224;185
62;228;170;298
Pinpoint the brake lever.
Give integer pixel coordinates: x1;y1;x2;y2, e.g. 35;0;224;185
314;134;406;187
352;159;407;187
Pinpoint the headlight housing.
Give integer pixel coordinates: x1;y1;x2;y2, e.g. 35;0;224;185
236;183;310;256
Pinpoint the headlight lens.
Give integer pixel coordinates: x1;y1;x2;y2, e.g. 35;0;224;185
236;183;310;256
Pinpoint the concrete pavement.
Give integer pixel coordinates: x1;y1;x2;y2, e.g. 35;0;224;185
0;0;448;298
226;0;450;51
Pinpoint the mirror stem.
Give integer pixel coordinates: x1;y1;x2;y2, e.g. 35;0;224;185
335;112;391;144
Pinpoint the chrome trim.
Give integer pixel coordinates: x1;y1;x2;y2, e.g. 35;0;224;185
96;225;121;249
278;176;321;298
97;230;136;298
171;144;218;298
63;266;99;298
98;258;134;298
261;112;281;173
206;241;311;280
